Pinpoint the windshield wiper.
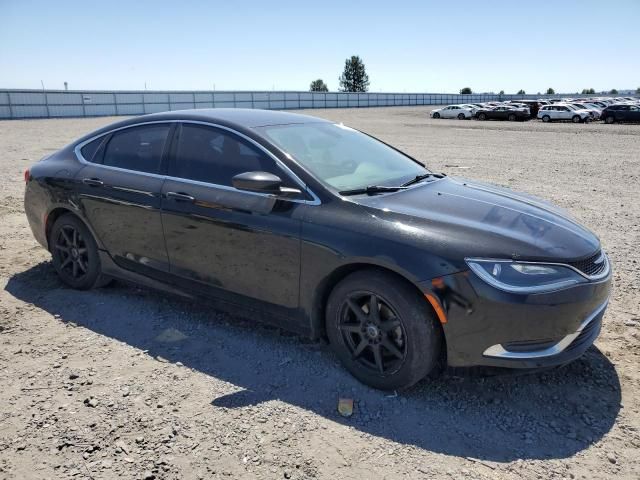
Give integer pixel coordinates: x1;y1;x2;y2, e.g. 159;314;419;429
339;185;409;196
401;172;446;187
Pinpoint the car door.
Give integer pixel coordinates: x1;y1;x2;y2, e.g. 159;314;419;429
160;122;311;311
493;107;506;120
441;106;454;118
629;105;640;121
75;122;173;273
557;106;571;120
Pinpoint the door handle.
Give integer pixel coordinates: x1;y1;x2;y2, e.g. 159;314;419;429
82;178;104;187
166;191;195;202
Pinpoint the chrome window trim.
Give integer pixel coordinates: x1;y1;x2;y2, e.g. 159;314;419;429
465;253;610;282
73;119;321;206
482;300;608;360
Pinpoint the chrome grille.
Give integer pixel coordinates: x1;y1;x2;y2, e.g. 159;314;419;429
568;250;607;277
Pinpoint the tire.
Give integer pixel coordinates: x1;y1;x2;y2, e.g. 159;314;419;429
478;112;487;120
572;115;581;123
50;214;107;289
508;114;516;122
326;270;441;390
432;112;440;119
457;113;466;120
605;116;615;124
542;115;551;123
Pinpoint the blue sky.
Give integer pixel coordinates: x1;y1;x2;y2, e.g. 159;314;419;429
1;0;638;93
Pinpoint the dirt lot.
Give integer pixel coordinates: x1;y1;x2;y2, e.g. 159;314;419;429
1;107;639;479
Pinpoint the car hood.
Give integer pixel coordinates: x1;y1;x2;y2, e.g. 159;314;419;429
352;177;600;262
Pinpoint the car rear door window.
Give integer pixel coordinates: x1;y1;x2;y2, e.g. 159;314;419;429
102;124;171;174
171;124;287;187
80;136;106;163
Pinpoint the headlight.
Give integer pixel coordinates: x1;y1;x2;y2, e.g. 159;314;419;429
465;258;587;293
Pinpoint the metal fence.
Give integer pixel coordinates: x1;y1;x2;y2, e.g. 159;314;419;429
0;89;597;120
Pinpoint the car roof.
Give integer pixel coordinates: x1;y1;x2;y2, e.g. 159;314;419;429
141;108;329;128
72;108;330;145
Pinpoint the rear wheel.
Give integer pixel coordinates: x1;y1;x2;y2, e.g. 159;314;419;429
326;270;441;390
50;214;107;289
432;112;440;119
542;115;551;122
572;115;581;123
605;116;615;124
508;113;517;121
457;113;466;120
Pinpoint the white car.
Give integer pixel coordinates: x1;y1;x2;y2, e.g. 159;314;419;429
537;104;591;123
430;105;474;120
569;103;601;119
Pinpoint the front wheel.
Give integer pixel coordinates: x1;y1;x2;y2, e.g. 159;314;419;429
457;113;466;120
542;115;551;122
605;116;615;124
50;214;106;289
572;115;581;123
508;114;516;121
432;112;440;119
326;270;441;390
478;112;487;120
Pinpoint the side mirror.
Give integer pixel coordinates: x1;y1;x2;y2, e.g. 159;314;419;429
232;171;282;194
232;171;302;197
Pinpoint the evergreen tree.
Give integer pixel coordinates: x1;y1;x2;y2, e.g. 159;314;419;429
338;56;370;92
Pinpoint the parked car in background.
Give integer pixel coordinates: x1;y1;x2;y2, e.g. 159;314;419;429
459;104;481;115
430;105;473;120
476;105;530;121
601;104;640;123
569;103;600;119
537;105;591;123
510;100;540;117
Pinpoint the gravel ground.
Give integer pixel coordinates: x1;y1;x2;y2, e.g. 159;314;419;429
0;107;639;479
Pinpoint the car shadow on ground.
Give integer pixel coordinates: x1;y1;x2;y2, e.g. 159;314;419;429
5;262;622;463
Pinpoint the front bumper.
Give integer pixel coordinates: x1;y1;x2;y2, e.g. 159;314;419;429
419;268;611;369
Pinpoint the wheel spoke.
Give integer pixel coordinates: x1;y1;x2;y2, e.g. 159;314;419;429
54;244;69;253
77;259;87;273
372;344;384;374
380;318;401;332
72;229;78;247
346;298;366;322
351;339;368;359
60;229;72;246
381;338;404;359
72;261;78;278
368;295;380;322
60;257;72;269
339;324;362;334
77;248;87;255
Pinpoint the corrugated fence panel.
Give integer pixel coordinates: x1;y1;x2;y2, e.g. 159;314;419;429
0;89;624;119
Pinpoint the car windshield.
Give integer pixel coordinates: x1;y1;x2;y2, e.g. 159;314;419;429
256;123;427;192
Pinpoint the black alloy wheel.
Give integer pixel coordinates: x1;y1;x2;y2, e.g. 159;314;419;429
478;112;487;120
50;214;107;289
55;225;89;280
508;113;517;121
338;291;407;375
432;112;440;119
326;270;441;390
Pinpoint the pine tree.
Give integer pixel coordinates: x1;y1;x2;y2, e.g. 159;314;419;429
338;56;370;92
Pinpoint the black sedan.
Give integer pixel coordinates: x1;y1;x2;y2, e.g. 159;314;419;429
476;106;530;121
24;109;611;390
601;104;640;124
